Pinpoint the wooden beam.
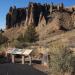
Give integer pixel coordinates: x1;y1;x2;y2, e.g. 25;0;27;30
12;55;15;63
22;55;25;64
29;55;31;65
42;53;48;65
42;54;44;64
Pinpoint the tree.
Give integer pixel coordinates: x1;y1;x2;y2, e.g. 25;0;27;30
0;33;8;45
17;25;39;43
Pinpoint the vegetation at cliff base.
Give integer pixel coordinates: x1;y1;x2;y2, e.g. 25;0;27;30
0;33;8;45
17;25;39;43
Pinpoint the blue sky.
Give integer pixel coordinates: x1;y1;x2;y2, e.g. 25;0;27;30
0;0;75;29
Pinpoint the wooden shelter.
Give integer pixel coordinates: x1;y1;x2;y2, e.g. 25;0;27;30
6;48;33;65
6;47;49;65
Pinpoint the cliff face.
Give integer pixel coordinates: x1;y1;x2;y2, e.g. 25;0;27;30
6;6;26;28
5;2;75;41
6;2;65;29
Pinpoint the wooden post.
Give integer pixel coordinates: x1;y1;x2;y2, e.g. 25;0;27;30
42;53;48;65
12;55;15;63
22;55;25;64
29;55;31;65
42;54;44;64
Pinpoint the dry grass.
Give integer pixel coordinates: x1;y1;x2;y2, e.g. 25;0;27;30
48;40;74;75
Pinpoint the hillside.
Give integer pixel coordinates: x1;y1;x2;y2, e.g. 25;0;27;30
0;2;75;46
1;2;75;48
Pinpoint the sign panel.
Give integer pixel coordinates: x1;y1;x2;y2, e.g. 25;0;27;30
12;49;24;55
23;49;33;56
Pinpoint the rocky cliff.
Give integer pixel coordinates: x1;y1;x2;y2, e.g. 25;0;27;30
5;2;75;42
6;2;66;28
6;2;75;30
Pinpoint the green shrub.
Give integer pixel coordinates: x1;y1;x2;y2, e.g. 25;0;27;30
17;25;39;43
14;40;28;48
0;33;8;45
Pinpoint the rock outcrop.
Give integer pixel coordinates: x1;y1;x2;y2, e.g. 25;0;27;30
6;2;65;28
6;2;75;32
6;6;26;28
